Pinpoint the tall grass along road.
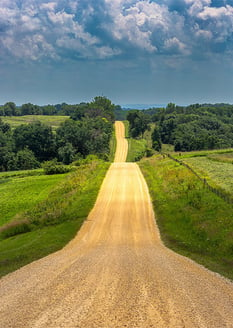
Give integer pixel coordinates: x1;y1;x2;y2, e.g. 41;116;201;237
0;121;233;327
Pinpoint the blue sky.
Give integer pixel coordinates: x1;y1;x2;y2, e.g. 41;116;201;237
1;0;233;106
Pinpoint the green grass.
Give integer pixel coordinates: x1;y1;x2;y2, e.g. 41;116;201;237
139;155;233;280
123;121;148;162
0;221;82;277
1;115;69;130
170;149;233;196
109;128;116;162
208;152;233;164
0;171;67;226
0;160;109;277
127;138;147;162
184;157;233;195
173;148;233;159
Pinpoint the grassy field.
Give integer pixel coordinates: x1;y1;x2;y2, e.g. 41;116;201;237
170;149;233;196
0;161;109;277
139;155;233;280
208;152;233;164
1;115;69;130
0;170;68;226
184;157;233;194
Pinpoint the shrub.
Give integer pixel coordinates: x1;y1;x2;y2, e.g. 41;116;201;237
42;160;72;175
0;220;31;239
73;154;100;166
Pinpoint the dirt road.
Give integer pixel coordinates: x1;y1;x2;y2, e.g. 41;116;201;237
0;121;233;327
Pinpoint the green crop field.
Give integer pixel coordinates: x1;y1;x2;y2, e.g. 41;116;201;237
171;149;233;195
208;152;233;164
184;156;233;194
0;170;68;227
1;115;69;130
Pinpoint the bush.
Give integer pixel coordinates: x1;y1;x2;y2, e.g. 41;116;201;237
73;154;100;166
42;160;72;175
0;220;31;239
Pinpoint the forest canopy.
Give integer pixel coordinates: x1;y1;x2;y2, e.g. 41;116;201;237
0;97;114;172
126;103;233;152
1;98;233;172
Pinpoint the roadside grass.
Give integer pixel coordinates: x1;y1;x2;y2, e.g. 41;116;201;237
0;171;67;226
1;115;69;130
143;123;155;149
139;155;233;280
109;128;116;162
0;221;81;277
123;121;149;162
0;160;109;277
127;138;147;162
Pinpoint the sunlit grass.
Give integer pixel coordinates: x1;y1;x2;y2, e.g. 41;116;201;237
0;160;109;277
0;171;67;226
184;156;233;194
140;155;233;280
1;115;69;130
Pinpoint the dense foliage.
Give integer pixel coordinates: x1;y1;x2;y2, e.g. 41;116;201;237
0;97;114;172
127;103;233;152
0;97;119;120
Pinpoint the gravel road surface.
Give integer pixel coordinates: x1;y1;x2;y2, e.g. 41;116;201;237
0;121;233;328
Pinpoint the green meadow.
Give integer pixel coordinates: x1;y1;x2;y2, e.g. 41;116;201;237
184;156;233;194
1;115;69;130
0;170;68;226
171;149;233;196
0;160;109;277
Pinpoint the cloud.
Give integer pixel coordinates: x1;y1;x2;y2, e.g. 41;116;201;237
0;0;233;63
164;37;190;55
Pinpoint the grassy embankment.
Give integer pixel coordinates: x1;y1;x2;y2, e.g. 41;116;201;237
1;115;69;130
109;127;117;162
124;121;151;162
139;151;233;280
0;160;109;277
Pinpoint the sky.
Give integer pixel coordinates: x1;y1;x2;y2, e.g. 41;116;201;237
1;0;233;106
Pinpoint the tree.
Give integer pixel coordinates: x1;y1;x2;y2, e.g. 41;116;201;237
126;111;150;138
89;96;115;122
58;143;76;164
13;148;40;170
152;126;162;151
21;103;35;115
2;102;17;116
13;121;55;161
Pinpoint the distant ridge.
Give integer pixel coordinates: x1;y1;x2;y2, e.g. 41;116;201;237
121;104;166;110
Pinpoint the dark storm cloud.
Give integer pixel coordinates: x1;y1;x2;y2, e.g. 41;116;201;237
1;0;233;105
0;0;232;62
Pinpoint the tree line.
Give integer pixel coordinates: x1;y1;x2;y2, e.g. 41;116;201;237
0;97;114;172
0;97;120;119
126;103;233;152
